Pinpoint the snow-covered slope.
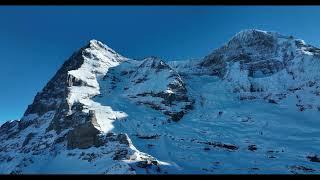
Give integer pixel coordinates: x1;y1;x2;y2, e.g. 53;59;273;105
1;29;320;174
198;29;320;109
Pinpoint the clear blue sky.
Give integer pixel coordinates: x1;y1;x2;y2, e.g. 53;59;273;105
1;6;320;124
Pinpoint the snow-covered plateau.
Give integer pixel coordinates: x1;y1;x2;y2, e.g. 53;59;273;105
1;29;320;174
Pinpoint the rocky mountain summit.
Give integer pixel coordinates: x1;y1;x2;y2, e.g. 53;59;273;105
1;30;320;174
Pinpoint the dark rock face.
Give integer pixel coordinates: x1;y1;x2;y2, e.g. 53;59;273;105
136;160;152;168
248;145;257;151
200;29;286;78
289;165;315;174
113;149;128;160
46;101;97;134
137;91;189;107
22;45;94;137
67;121;103;150
135;159;160;172
22;133;36;147
136;134;160;139
116;134;130;146
67;74;89;87
247;59;284;77
0;120;18;137
198;140;238;151
130;57;194;122
24;48;86;117
135;92;193;122
0;120;18;131
138;57;171;72
295;40;320;57
66;110;104;149
307;155;320;163
166;111;185;122
229;29;277;53
200;54;227;78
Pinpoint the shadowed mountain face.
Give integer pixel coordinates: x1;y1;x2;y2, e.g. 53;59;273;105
1;30;320;174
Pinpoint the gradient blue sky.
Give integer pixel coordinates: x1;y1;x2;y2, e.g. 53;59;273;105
1;6;320;124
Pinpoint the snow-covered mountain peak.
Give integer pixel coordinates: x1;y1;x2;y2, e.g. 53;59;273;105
88;39;113;52
1;30;320;174
225;29;277;51
83;39;127;64
140;56;162;64
232;29;269;39
230;29;291;43
196;29;320;112
138;56;171;71
225;29;318;57
200;29;303;77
